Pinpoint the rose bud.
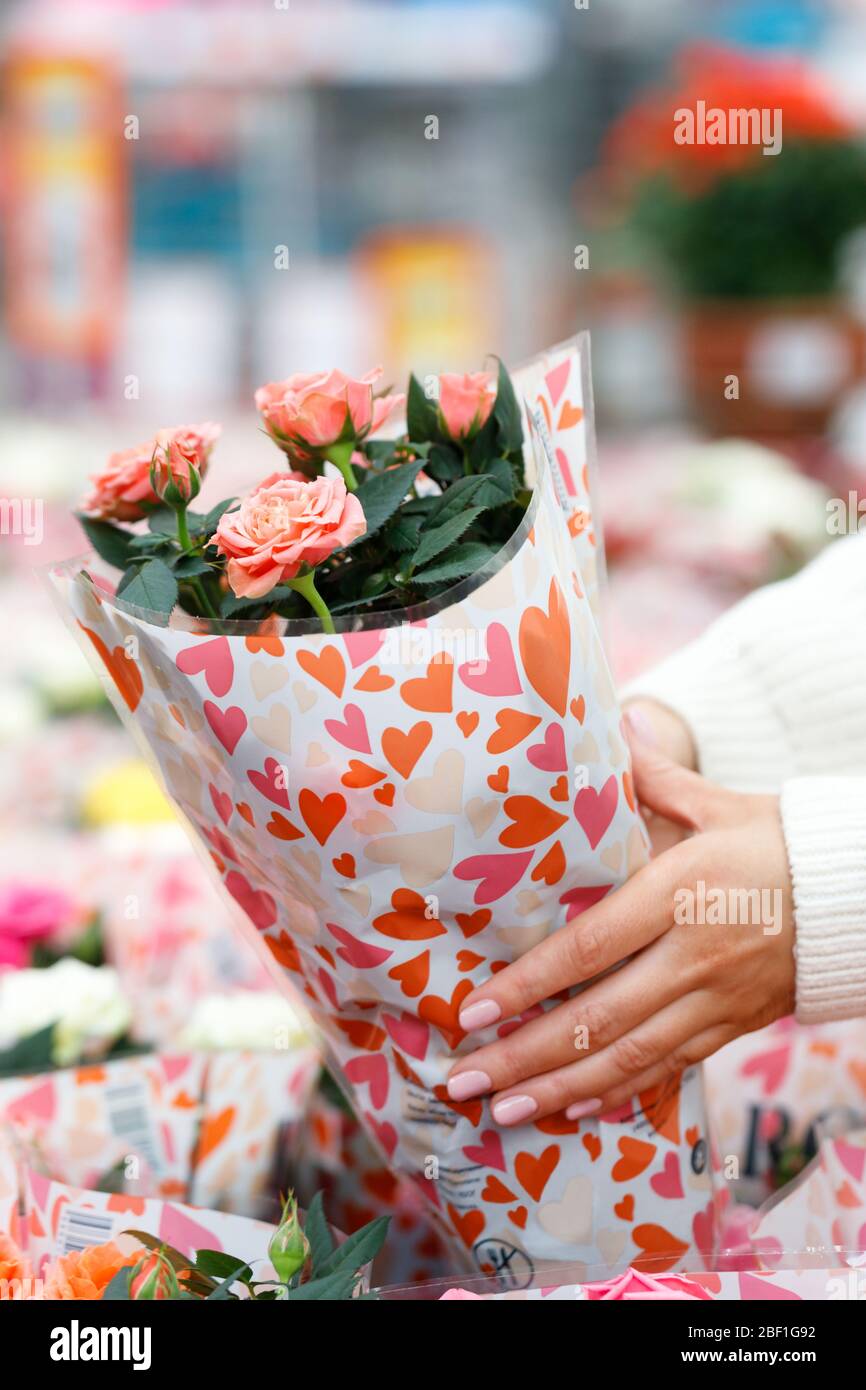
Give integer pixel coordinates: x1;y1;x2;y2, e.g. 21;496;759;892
438;371;496;441
268;1193;310;1284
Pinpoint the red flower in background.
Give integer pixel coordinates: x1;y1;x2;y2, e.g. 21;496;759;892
603;45;853;194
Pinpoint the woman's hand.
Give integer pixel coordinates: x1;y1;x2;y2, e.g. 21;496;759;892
446;728;796;1127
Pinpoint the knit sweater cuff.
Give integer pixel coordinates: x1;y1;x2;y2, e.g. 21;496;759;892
622;623;791;792
781;777;866;1024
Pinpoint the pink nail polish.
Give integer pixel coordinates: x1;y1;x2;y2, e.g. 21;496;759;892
458;999;501;1032
492;1094;537;1126
624;707;658;747
447;1070;492;1102
565;1098;603;1121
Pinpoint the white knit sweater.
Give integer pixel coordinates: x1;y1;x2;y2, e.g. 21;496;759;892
624;535;866;1024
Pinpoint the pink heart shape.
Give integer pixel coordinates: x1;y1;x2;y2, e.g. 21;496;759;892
458;622;521;697
834;1138;866;1184
176;637;234;697
527;722;567;772
224;870;276;930
573;775;618;849
209;783;233;826
160;1057;190;1084
367;1114;398;1158
738;1270;800;1300
6;1080;55;1124
560;883;613;922
317;968;340;1011
345;1054;389;1110
159;1205;220;1258
454;851;533;905
463;1129;506;1173
382;1011;429;1061
342;630;386;669
545;359;570;406
324;703;371;754
555;446;576;496
204;701;247;755
247;757;290;809
327;923;392;970
650;1151;684;1200
741;1043;791;1096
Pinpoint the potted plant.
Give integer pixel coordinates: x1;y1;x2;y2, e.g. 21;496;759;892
601;45;866;436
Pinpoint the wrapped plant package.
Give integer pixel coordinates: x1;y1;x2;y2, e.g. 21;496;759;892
51;340;716;1284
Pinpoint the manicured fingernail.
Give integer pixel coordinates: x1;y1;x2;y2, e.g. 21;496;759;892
447;1070;492;1102
624;707;658;747
459;999;501;1032
492;1094;537;1126
565;1098;603;1120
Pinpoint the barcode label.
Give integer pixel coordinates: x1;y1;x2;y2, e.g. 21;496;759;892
57;1207;116;1255
105;1079;162;1172
530;405;571;511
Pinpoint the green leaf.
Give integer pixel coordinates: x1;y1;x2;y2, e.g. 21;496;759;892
172;554;212;578
303;1192;336;1273
315;1215;389;1282
77;517;136;570
285;1268;360;1302
204;1263;248;1299
194;498;238;538
424;443;463;487
194;1249;253;1283
492;356;523;453
0;1023;56;1077
351;459;424;546
385;511;423;553
117;559;178;616
101;1265;133;1300
127;532;173;553
406;373;441;444
471;458;515;507
413;508;484;571
147;507;183;535
423;475;489;529
414;542;499;586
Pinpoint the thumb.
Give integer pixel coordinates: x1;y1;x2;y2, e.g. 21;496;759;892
624;710;733;831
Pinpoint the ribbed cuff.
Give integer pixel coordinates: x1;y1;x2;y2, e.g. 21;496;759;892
781;777;866;1024
623;619;791;793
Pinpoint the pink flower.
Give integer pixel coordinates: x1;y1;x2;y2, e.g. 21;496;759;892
255;368;404;461
438;371;496;441
211;473;366;600
583;1267;711;1301
81;423;221;521
438;1288;484;1300
0;881;76;971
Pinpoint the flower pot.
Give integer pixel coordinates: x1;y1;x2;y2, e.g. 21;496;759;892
682;298;866;438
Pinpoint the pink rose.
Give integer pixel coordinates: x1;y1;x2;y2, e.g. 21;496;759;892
254;368;404;460
81;423;221;521
438;371;496;441
211;473;366;600
0;881;76;971
583;1267;711;1301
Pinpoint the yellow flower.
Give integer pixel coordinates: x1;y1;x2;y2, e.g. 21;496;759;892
81;759;175;826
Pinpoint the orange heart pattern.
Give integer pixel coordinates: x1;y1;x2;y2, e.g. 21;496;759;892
54;342;711;1278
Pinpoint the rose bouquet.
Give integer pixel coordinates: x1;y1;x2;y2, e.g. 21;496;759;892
51;338;716;1283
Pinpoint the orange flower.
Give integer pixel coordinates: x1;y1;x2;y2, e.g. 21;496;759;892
603;44;852;195
43;1240;139;1300
0;1232;31;1285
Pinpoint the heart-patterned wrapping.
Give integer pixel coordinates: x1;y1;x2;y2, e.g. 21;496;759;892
50;339;717;1286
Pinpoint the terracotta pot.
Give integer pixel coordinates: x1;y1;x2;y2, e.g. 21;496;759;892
682;299;866;437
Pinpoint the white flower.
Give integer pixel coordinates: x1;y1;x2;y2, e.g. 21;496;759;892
174;991;309;1052
678;442;830;554
0;959;132;1067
